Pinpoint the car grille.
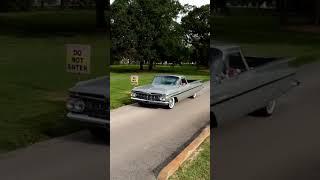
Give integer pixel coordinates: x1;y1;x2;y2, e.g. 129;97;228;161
136;92;161;101
70;93;109;120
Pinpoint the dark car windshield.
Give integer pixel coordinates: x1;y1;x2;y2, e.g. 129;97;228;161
152;76;179;86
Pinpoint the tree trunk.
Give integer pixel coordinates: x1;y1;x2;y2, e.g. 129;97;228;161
139;61;144;70
280;0;288;25
96;0;107;28
148;60;154;71
60;0;65;9
315;0;320;25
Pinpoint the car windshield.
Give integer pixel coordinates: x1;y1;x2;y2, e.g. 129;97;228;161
152;76;179;86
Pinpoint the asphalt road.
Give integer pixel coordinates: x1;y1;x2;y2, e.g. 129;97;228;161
0;131;108;180
110;82;210;180
213;62;320;180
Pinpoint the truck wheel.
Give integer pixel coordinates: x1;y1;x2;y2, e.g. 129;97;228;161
253;100;277;116
167;97;175;109
265;100;276;115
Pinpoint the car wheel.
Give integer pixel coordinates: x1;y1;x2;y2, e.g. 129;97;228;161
167;97;175;109
253;100;277;116
265;100;276;115
138;102;145;106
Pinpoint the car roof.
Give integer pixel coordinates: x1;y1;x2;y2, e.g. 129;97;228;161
210;41;240;51
155;74;184;79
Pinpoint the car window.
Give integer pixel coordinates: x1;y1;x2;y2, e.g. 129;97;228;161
152;76;179;86
226;52;247;78
181;78;187;85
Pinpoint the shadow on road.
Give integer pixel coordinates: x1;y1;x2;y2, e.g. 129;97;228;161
62;130;109;146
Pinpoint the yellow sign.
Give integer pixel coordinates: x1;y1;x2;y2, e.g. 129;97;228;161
66;44;91;74
130;75;139;85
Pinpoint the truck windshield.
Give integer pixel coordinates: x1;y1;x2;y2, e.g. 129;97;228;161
152;76;179;86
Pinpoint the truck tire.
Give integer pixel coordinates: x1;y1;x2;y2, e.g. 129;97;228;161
190;92;197;98
167;97;175;109
254;100;277;116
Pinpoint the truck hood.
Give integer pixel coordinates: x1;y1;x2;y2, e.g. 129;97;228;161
69;76;109;98
133;84;177;95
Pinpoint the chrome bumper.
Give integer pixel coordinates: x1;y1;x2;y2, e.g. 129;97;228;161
67;113;109;127
131;97;169;105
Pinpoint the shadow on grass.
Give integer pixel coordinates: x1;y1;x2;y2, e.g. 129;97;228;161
0;100;83;152
0;10;106;37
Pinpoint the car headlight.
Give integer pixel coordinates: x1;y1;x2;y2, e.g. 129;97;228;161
131;92;137;97
74;100;85;112
160;95;167;101
66;100;74;111
66;98;85;113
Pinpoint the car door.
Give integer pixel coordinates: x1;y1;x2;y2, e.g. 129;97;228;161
212;49;256;124
181;77;193;99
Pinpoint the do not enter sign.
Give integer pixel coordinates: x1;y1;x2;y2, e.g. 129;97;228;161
66;44;91;74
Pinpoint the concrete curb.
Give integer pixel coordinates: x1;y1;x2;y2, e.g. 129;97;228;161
157;126;210;180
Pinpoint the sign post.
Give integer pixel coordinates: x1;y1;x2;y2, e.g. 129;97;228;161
130;75;139;86
66;44;91;80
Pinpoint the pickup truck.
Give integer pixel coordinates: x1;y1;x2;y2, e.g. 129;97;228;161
66;76;109;139
210;43;300;127
131;75;203;109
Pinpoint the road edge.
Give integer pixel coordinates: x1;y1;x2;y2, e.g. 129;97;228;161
157;125;210;180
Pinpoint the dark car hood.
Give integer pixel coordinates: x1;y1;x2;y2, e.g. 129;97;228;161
69;76;109;98
133;84;177;95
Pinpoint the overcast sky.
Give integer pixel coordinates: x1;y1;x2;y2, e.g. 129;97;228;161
178;0;210;7
110;0;210;7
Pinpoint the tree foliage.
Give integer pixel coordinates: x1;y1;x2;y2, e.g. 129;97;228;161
111;0;185;70
181;5;210;67
111;0;210;70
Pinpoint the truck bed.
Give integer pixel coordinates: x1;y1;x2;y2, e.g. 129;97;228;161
187;79;201;84
245;56;282;68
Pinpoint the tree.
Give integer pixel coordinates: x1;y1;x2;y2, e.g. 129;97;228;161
181;4;210;67
111;0;183;70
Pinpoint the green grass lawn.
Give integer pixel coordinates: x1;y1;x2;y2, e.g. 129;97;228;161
212;8;320;66
0;10;108;152
169;137;210;180
110;65;209;109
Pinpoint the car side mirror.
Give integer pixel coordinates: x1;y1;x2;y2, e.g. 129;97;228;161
215;75;224;84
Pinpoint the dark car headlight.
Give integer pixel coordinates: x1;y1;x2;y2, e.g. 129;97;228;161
66;98;85;113
159;95;167;101
131;92;137;97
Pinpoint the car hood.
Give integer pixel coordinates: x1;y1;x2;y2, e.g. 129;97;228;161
69;76;109;98
133;84;177;95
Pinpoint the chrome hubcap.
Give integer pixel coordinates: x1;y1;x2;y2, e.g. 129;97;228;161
169;98;175;108
266;100;276;114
